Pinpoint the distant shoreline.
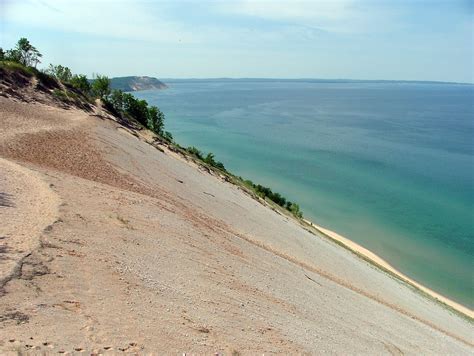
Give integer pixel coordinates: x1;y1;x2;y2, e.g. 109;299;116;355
160;78;474;86
301;218;474;319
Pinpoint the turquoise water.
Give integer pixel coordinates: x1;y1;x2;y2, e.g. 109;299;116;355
134;80;474;308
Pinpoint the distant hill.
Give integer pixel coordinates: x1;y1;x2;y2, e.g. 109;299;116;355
110;76;168;92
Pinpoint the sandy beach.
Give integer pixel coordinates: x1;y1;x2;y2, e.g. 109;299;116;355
0;75;473;354
303;220;474;319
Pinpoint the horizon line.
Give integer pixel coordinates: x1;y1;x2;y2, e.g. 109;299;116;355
121;76;473;85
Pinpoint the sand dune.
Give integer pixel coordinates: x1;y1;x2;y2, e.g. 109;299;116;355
0;88;472;354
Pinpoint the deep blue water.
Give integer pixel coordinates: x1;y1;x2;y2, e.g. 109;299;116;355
134;80;474;308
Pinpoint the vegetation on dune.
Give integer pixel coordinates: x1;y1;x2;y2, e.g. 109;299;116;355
2;37;42;67
47;64;92;94
181;144;301;216
46;64;73;82
69;74;92;93
184;146;226;171
91;74;111;100
1;37;304;219
106;88;171;138
240;178;303;218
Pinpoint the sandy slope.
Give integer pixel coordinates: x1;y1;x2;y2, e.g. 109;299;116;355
0;92;472;354
0;157;60;289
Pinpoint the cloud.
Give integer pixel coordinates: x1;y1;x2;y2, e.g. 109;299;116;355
3;0;199;43
221;0;352;21
217;0;371;33
2;0;338;48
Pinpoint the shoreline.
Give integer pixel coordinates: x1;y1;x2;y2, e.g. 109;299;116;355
301;218;474;319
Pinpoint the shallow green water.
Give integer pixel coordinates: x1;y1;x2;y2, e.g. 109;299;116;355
135;80;474;308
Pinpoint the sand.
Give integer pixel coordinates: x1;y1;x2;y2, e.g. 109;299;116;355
0;82;473;354
304;220;474;319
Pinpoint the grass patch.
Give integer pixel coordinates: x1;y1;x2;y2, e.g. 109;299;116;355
52;88;68;101
0;60;35;77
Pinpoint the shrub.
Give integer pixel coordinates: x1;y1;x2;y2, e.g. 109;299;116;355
46;64;72;82
91;74;110;99
52;88;68;101
0;60;34;77
288;203;303;218
163;131;173;142
203;152;226;171
245;180;302;216
70;74;91;94
187;146;203;159
108;89;125;114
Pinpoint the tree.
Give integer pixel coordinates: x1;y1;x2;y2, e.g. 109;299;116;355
271;192;286;207
109;89;125;114
163;131;173;142
187;146;203;159
108;89;165;132
204;153;216;166
0;48;4;61
47;64;72;82
70;74;91;94
289;203;303;218
91;74;110;100
13;38;42;67
147;105;165;134
5;49;21;63
214;160;226;171
202;152;226;171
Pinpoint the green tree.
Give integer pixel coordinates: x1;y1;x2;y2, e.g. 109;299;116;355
187;146;203;159
214;161;226;171
105;88;168;137
70;74;91;94
203;152;226;171
0;48;4;61
163;131;173;142
13;38;42;67
91;74;110;100
271;192;286;207
146;105;165;134
109;89;125;114
289;203;303;218
47;64;72;82
5;49;21;63
122;93;148;126
204;152;216;166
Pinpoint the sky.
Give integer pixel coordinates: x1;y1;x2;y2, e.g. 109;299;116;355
1;0;473;82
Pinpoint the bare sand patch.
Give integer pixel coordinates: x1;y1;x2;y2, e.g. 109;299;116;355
0;158;60;290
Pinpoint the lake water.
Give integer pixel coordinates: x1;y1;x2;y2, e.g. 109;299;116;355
134;79;474;309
